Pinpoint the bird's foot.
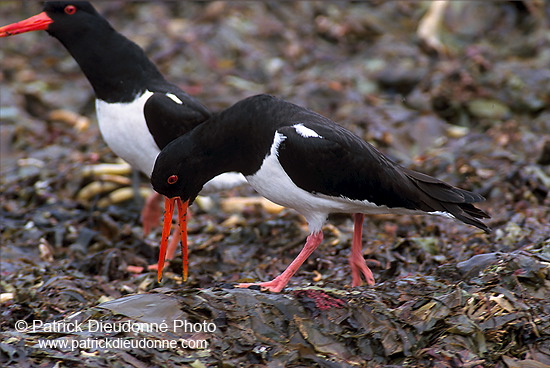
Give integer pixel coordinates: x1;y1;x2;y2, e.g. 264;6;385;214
236;232;324;293
147;262;163;271
235;278;287;293
350;213;376;287
350;257;378;287
127;265;145;273
147;229;181;271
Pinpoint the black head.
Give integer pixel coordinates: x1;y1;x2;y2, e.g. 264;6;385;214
1;1;165;102
0;2;110;40
42;2;111;40
151;135;205;203
43;2;99;17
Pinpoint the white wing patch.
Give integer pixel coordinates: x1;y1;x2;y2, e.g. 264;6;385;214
271;131;287;157
293;123;322;138
166;93;183;104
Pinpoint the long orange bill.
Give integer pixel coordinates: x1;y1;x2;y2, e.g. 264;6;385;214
0;12;54;37
157;197;189;283
157;197;174;282
176;199;189;282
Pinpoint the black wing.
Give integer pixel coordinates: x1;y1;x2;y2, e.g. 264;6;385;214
277;120;490;232
144;91;211;150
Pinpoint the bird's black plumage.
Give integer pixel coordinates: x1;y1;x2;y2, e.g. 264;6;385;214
143;93;212;152
152;94;490;233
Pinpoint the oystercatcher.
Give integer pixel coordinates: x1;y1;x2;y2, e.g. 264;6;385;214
151;94;490;292
0;1;246;262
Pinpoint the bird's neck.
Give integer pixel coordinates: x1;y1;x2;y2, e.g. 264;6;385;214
173;120;260;201
191;120;251;181
56;28;166;103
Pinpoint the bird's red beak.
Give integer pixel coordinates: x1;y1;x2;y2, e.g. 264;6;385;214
0;12;53;37
158;197;189;283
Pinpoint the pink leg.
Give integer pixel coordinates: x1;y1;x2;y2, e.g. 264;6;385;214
236;231;324;292
147;230;180;271
141;191;162;236
349;213;375;286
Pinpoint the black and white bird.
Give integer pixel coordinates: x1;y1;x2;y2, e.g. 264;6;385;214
0;1;246;262
151;94;490;292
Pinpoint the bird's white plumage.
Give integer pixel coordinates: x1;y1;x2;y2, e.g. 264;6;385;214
96;90;159;176
165;93;183;105
293;123;322;138
246;131;458;233
202;172;248;193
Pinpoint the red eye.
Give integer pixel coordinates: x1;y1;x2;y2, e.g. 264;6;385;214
167;175;178;184
64;5;77;15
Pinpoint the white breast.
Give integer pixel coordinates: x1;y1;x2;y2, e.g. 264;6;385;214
245;131;330;233
96;91;159;177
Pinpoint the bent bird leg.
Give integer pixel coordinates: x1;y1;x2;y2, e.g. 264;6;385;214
141;191;162;236
349;213;375;286
236;231;324;292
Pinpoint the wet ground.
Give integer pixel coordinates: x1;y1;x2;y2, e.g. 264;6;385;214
0;1;549;367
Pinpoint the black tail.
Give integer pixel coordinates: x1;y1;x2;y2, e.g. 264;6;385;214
402;168;491;233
